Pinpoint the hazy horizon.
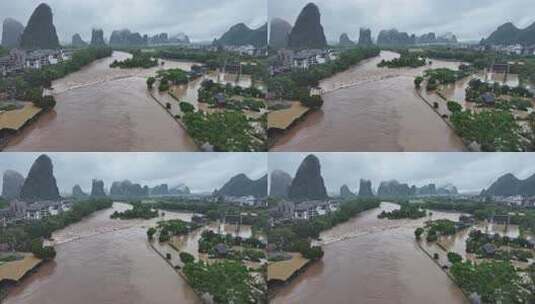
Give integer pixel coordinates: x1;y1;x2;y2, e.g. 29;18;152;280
268;0;535;42
0;153;267;195
0;0;267;43
268;153;535;194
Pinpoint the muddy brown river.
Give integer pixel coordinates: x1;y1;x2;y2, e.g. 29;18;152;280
4;203;201;304
271;202;469;304
271;51;467;152
4;52;198;152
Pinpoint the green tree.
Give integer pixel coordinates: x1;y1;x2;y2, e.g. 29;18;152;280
414;76;424;88
451;110;521;152
180;252;195;264
414;227;424;240
447;252;462;264
451;261;530;303
179;102;195;113
447;101;462;113
183;261;252;304
147;77;156;89
147;227;157;240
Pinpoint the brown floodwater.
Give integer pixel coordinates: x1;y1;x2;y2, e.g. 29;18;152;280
4;203;201;304
271;202;469;304
4;52;199;152
271;51;467;152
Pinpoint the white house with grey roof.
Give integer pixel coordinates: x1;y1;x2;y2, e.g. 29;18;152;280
294;200;339;220
25;200;72;220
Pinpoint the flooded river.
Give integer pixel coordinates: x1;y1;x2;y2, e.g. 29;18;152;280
271;51;467;152
4;203;201;304
4;52;199;152
271;202;469;304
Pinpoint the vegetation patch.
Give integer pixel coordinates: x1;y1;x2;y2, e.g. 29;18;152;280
110;201;158;220
378;204;427;219
110;50;158;69
378;52;427;68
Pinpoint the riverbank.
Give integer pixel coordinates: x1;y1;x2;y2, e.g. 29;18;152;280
414;85;470;151
416;239;472;302
0;254;43;284
0;103;45;150
147;238;205;303
147;85;200;150
267;101;313;148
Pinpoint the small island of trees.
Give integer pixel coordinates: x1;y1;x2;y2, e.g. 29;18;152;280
378;204;426;220
110;50;158;69
110;201;158;220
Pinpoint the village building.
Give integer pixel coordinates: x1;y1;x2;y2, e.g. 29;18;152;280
25;200;72;221
272;49;338;74
214;243;229;258
293;200;339;220
480;243;497;256
222;45;264;57
0;48;73;77
480;92;496;105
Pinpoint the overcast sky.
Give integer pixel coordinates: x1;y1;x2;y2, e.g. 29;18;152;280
268;0;535;42
269;153;535;194
0;153;267;195
0;0;267;43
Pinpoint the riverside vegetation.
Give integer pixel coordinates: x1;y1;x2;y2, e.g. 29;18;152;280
410;197;535;303
146;208;268;303
267;47;380;109
0;47;112;110
268;199;380;261
0;198;113;259
413;48;535;152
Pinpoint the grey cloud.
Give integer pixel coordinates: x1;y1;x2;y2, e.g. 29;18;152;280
268;0;535;42
268;153;535;194
0;0;267;43
0;153;267;194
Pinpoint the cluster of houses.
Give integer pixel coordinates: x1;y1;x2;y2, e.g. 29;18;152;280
490;195;535;208
269;200;340;223
209;195;268;208
271;49;338;75
0;48;74;77
0;199;72;226
219;45;266;57
484;44;535;56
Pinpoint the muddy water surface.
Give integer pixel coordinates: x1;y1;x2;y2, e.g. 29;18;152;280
271;51;467;152
271;202;469;304
4;52;198;151
5;203;201;304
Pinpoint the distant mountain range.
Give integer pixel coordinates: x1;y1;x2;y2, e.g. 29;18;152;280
377;180;458;198
377;29;457;46
109;29;146;47
482;173;535;197
216;174;267;198
481;21;535;46
269;18;292;49
339;33;355;47
270;170;292;198
2;18;24;47
215;23;267;47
